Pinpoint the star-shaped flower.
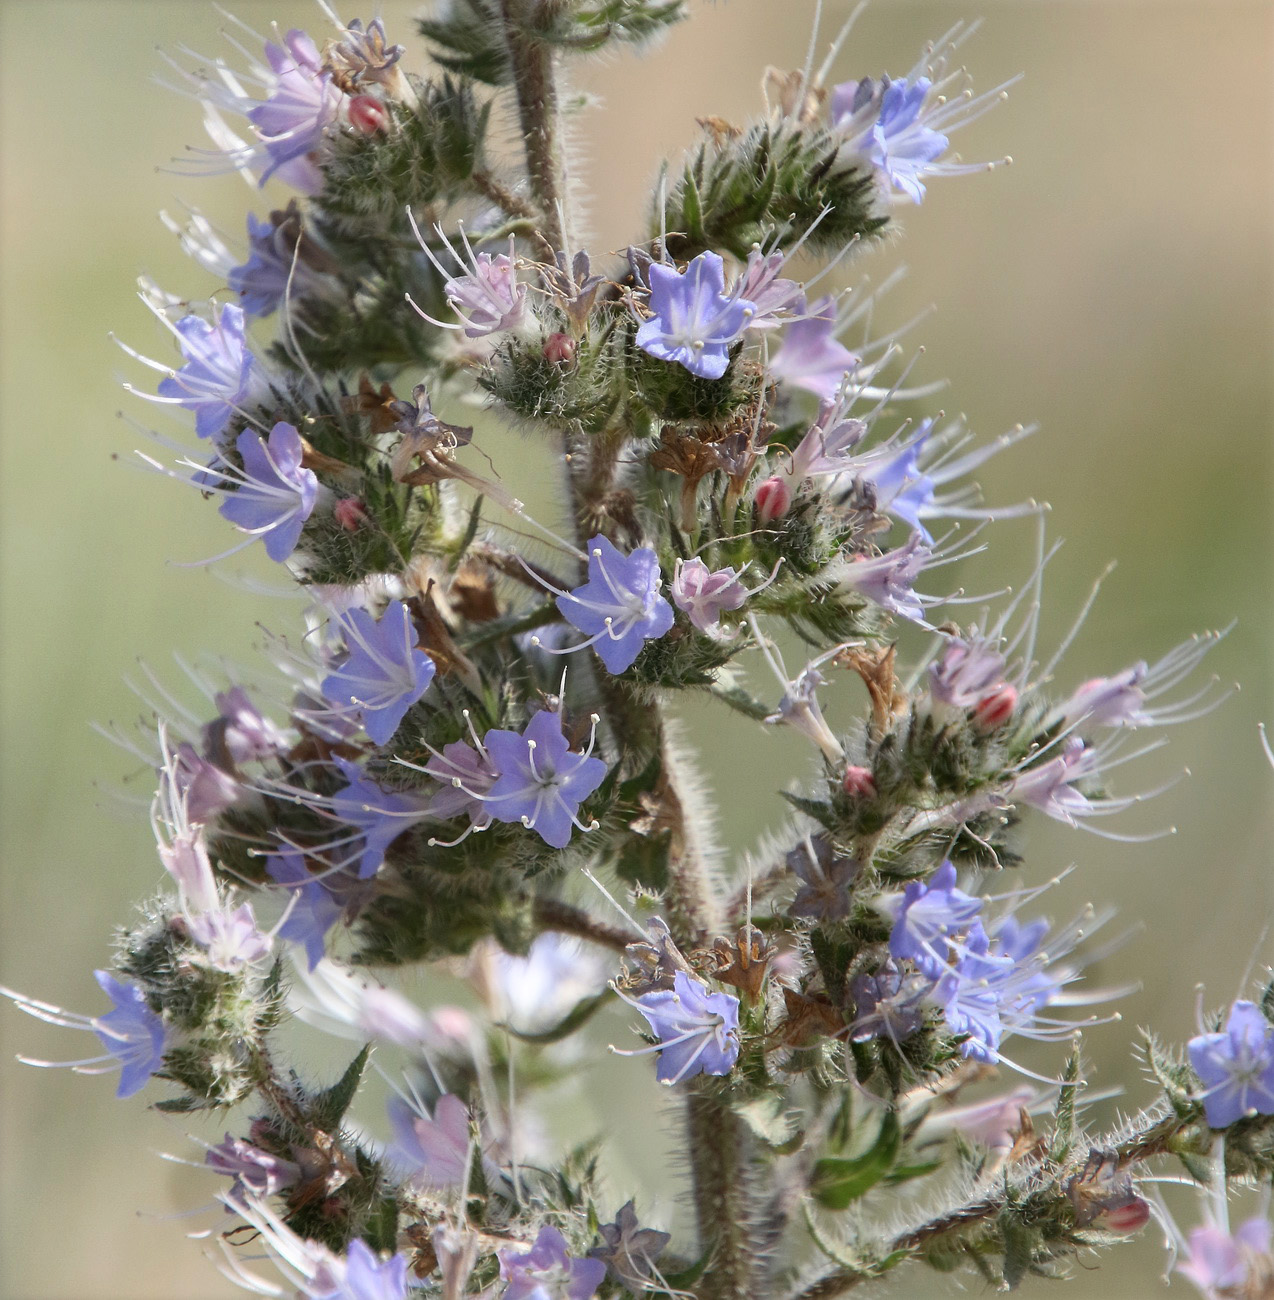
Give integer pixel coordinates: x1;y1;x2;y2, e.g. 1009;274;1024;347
321;601;436;746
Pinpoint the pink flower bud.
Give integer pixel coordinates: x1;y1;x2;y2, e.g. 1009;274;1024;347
841;765;876;798
348;94;389;135
754;475;792;524
1099;1197;1152;1235
972;682;1018;732
543;332;576;365
334;497;368;531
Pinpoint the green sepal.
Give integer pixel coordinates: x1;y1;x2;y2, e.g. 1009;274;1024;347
308;1045;370;1132
810;1110;901;1209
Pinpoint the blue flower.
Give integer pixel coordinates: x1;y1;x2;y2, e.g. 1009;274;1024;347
635;251;755;379
499;1225;606;1300
1189;1001;1274;1128
888;861;984;978
2;974;169;1099
828;28;1016;205
311;1239;410;1300
228;212;314;317
554;536;674;674
266;847;347;971
155;303;262;441
248;31;343;189
218;422;319;562
482;709;606;849
626;971;741;1085
92;972;169;1097
330;757;431;878
321;602;436;746
932;923;1015;1064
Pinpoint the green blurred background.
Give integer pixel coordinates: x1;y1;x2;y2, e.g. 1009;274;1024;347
1;1;1270;1296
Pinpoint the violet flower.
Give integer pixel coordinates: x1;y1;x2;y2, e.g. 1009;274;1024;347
499;1225;606;1300
635;251;755;379
216;422;319;562
482;709;606;849
552;536;674;674
321;601;436;746
248;30;343;189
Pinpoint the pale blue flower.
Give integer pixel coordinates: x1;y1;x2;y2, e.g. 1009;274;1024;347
627;971;741;1085
218;422;318;562
155;303;262;440
482;709;606;849
321;602;436;746
554;536;674;674
499;1225;605;1300
635;251;755;379
1189;1001;1274;1128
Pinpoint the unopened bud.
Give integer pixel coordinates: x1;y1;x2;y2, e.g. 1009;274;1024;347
334;497;368;530
972;682;1017;732
754;475;791;524
348;94;389;135
543;332;576;365
1099;1196;1152;1235
841;765;876;798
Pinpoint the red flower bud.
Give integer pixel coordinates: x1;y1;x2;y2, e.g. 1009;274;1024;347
543;332;576;365
1099;1197;1152;1235
972;682;1017;732
754;475;792;524
842;765;876;798
334;497;368;531
348;94;389;135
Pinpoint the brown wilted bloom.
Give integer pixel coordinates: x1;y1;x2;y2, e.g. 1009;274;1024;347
402;1224;440;1280
341;373;401;435
404;583;481;695
762;67;826;125
323;18;407;97
649;426;729;531
297;435;356;479
542;249;607;334
702;926;773;1002
287;1130;359;1209
774;986;845;1047
696;115;743;146
621;917;696;995
1066;1148;1147;1229
837;643;906;737
449;561;501;623
389;385;524;513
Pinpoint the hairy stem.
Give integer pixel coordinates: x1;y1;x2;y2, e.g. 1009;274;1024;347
688;1090;759;1300
789;1108;1201;1300
531;896;635;951
499;0;568;253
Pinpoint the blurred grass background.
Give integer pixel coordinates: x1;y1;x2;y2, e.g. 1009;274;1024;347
1;1;1270;1296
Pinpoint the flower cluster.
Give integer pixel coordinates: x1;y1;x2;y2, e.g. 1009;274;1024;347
3;5;1259;1300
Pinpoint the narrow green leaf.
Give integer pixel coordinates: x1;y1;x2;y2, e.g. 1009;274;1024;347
504;989;615;1044
810;1110;901;1210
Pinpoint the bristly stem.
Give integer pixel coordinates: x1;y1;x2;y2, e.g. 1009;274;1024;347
531;896;634;951
788;1108;1202;1300
494;12;749;1291
499;0;568;253
687;1090;760;1300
